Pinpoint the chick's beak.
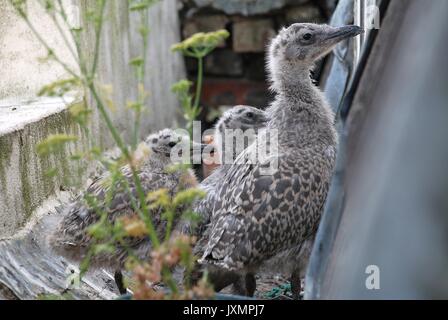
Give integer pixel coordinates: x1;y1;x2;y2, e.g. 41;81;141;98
325;25;364;42
189;141;208;152
187;141;207;162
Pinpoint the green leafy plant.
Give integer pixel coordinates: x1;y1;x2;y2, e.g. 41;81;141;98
10;0;212;300
171;30;230;137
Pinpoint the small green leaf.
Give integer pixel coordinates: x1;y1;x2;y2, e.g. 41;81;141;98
129;0;159;11
173;188;206;208
130;56;144;67
87;221;109;240
92;243;116;255
172;80;193;94
44;168;58;179
36;134;78;156
38;78;81;97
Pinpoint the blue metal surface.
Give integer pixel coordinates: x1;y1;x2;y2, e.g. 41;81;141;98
304;0;390;299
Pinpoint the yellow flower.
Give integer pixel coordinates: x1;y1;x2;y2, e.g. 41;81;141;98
120;215;148;238
146;188;171;209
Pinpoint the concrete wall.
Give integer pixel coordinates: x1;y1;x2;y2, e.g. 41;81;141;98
0;0;78;101
0;98;89;238
0;0;186;237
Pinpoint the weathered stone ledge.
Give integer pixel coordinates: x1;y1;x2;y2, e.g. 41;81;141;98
0;98;89;238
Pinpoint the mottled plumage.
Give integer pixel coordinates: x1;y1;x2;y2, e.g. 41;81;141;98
197;23;362;297
189;106;267;237
51;129;198;270
183;105;267;295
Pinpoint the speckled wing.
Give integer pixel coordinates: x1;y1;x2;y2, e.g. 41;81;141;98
200;146;332;271
54;166;179;258
83;166;177;219
185;166;227;237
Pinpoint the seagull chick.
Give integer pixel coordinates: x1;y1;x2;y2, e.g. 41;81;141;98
51;129;199;293
198;23;363;297
197;105;268;222
179;106;267;235
178;105;267;295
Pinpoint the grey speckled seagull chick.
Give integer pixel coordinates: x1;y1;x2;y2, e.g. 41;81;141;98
179;106;267;295
51;129;199;294
191;105;268;236
198;23;363;297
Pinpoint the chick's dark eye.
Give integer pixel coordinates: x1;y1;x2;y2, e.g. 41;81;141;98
303;33;313;40
246;112;254;118
168;142;177;148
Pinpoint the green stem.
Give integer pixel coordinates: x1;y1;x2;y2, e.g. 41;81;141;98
10;4;78;78
133;10;149;149
164;208;174;243
90;0;107;78
89;83;160;248
133;108;142;150
163;267;178;297
130;169;161;247
84;3;159;249
193;57;203;110
56;0;89;79
37;1;78;64
90;84;127;152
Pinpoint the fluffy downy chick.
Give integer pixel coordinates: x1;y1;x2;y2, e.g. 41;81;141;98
198;23;362;298
51;129;198;293
178;105;267;295
180;106;267;236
